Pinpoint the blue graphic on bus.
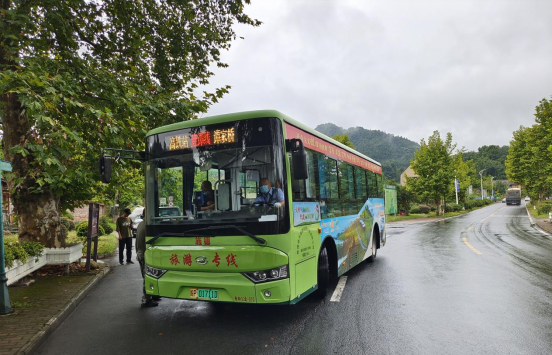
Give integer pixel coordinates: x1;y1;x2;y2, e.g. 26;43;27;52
320;198;385;276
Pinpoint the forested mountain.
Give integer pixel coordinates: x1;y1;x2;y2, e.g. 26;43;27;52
463;145;509;180
315;123;419;182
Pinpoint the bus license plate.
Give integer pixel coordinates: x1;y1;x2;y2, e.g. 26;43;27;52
190;288;218;300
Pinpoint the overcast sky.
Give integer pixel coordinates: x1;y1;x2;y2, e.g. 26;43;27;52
202;0;552;151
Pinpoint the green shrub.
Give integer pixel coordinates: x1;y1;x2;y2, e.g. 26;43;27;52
61;217;76;231
410;207;421;214
99;216;114;234
21;241;44;262
4;235;17;243
445;203;462;212
470;199;484;208
76;222;105;238
537;200;552;215
418;205;430;214
429;206;436;212
4;241;28;268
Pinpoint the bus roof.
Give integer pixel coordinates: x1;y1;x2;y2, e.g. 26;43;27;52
146;109;381;167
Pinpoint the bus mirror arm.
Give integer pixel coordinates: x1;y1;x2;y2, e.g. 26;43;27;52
99;148;146;184
286;139;308;180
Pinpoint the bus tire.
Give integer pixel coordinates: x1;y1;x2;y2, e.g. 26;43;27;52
368;230;378;263
315;246;330;298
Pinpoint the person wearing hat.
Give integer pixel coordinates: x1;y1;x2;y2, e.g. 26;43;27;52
116;208;134;265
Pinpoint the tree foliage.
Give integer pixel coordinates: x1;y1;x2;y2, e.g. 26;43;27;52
0;0;259;244
332;134;355;149
463;145;509;180
407;131;457;212
450;153;476;202
506;98;552;200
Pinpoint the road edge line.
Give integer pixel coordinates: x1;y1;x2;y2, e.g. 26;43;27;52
330;276;348;302
525;205;536;227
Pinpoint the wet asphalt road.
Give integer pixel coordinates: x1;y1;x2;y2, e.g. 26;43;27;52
36;203;552;354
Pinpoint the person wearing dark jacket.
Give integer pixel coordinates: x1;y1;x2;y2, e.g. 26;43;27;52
136;209;159;308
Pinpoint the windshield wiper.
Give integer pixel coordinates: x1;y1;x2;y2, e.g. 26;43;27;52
186;225;266;245
146;231;211;245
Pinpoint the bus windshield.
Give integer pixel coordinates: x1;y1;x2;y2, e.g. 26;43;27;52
145;117;289;235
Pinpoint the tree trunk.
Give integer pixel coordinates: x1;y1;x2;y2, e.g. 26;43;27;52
1;93;63;247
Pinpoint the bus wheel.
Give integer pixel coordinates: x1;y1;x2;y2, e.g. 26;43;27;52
315;246;330;298
368;231;377;262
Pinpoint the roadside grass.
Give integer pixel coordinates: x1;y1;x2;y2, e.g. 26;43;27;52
66;230;118;256
387;203;498;222
387;214;429;222
526;203;548;219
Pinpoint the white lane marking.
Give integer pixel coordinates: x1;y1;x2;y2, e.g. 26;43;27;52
330;276;348;302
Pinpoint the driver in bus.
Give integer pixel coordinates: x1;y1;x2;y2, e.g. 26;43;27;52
199;181;215;211
253;178;285;207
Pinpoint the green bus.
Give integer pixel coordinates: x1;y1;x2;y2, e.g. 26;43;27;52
102;110;386;304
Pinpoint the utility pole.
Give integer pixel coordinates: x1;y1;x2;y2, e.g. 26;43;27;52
455;175;459;205
479;169;486;200
491;176;495;201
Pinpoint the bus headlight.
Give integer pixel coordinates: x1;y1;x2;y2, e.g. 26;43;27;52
145;265;167;279
242;265;288;283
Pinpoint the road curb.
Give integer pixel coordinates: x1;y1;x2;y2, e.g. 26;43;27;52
525;205;536;227
16;264;111;355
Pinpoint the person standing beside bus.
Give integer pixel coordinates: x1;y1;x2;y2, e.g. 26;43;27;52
135;209;159;307
116;208;134;265
254;178;285;207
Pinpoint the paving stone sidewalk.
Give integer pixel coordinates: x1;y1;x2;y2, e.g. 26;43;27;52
0;263;110;355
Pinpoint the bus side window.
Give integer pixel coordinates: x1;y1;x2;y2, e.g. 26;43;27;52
376;174;384;198
367;171;377;198
290;149;318;201
354;167;367;200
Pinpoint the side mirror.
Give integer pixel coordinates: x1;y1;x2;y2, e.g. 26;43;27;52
286;139;308;180
99;156;112;183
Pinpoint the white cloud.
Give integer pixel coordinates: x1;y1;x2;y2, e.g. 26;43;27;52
202;0;552;151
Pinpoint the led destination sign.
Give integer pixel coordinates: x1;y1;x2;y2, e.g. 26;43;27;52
167;127;236;151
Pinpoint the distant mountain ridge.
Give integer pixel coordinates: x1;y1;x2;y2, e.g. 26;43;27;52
315;123;419;182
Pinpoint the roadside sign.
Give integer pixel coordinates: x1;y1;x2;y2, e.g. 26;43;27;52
160;198;166;205
0;160;12;172
85;203;100;272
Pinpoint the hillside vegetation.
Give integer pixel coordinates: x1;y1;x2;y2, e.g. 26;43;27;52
315;123;419;182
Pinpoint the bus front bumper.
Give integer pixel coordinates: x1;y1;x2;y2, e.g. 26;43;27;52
145;271;290;304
